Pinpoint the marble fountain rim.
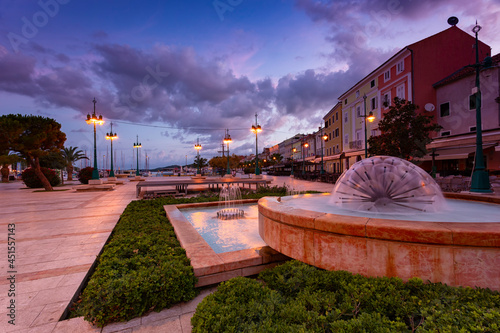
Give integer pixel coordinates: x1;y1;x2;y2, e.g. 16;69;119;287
257;193;500;248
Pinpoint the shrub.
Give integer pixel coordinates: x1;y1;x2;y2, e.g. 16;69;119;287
71;198;199;327
21;167;60;188
192;261;500;332
77;166;94;184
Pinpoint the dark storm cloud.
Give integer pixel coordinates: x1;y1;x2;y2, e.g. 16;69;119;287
90;43;280;143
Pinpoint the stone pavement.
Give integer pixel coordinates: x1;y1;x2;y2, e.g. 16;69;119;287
0;175;333;332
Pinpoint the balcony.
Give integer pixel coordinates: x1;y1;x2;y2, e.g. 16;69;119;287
349;140;363;149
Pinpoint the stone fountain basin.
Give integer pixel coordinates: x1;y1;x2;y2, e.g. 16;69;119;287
258;193;500;291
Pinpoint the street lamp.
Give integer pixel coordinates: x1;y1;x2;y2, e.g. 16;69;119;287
251;113;262;176
291;147;296;177
223;129;232;176
105;122;118;178
133;135;141;176
470;21;492;193
319;126;328;175
194;138;202;175
302;142;309;175
86;98;104;181
362;94;376;158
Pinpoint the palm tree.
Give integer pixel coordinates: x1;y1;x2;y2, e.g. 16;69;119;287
62;147;89;181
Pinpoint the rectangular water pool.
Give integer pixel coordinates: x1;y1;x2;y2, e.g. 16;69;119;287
181;204;266;254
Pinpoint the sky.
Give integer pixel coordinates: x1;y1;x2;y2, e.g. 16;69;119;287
1;0;499;170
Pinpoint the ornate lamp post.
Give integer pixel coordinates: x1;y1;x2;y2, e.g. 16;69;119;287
302;142;309;175
86;98;104;181
319;126;328;175
362;94;376;158
291;147;296;177
105;122;118;178
251;113;262;177
470;21;492;193
133;135;141;176
194;138;202;175
223;129;232;176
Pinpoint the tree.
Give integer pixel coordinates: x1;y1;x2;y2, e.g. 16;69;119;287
208;155;240;174
62;146;89;181
40;150;67;184
0;114;66;191
0;152;21;183
194;155;208;171
368;98;442;161
270;153;283;164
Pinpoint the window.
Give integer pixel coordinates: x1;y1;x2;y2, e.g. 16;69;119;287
344;99;347;105
396;60;404;74
329;133;332;140
344;134;349;144
469;126;476;132
384;70;391;82
356;90;360;98
370;79;375;88
440;131;451;137
440;102;450;117
396;84;405;99
469;94;477;110
344;112;348;123
356;105;361;117
383;93;390;107
371;97;378;110
336;144;339;153
371;130;377;137
336;112;338;121
335;128;339;137
329;119;331;126
325;121;328;128
331;131;335;139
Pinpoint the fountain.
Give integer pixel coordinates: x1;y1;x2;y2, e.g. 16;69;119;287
217;184;245;220
330;156;446;213
258;156;500;290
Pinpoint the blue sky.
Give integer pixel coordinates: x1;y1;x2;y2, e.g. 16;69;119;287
1;0;499;169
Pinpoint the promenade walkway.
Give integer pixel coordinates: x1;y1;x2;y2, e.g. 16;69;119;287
0;176;334;332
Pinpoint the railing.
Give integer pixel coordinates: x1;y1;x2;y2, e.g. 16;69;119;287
349;140;362;149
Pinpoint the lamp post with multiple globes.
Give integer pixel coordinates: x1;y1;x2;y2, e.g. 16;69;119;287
194;138;202;175
251;113;262;177
133;136;142;177
223;130;232;176
86;98;104;181
105;122;118;178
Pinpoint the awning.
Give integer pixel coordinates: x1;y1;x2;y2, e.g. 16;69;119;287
345;150;363;157
420;144;495;161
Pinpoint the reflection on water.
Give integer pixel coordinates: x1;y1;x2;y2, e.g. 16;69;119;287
182;204;266;253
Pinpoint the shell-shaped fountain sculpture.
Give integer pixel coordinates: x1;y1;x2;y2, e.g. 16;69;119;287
330;156;446;213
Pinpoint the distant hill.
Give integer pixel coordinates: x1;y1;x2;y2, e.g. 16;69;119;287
150;164;196;171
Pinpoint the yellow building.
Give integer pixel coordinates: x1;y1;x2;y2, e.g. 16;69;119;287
338;78;379;169
322;102;343;173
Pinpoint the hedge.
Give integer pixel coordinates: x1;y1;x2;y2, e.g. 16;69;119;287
71;198;200;327
192;261;500;332
21;167;60;188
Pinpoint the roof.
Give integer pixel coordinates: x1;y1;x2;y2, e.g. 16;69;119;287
433;53;500;88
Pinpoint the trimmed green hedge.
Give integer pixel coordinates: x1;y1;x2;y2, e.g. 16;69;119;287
192;261;500;332
71;187;316;327
72;198;200;327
